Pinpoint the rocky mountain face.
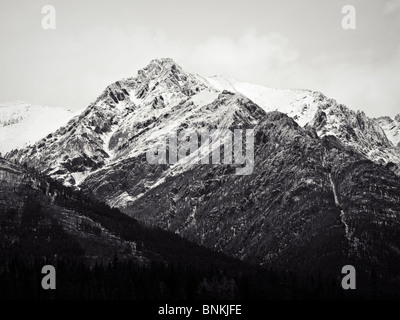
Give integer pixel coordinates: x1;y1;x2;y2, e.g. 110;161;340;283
0;157;245;269
0;158;145;264
123;112;400;277
206;77;400;174
4;58;400;278
375;114;400;149
6;59;220;185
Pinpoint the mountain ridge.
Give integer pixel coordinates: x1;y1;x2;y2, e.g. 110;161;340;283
3;58;400;273
5;58;400;182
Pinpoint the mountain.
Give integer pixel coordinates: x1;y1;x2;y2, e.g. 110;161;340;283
123;112;400;277
205;77;400;174
0;157;246;267
0;101;75;154
2;157;357;300
0;157;243;299
375;114;400;149
6;58;400;184
4;58;400;281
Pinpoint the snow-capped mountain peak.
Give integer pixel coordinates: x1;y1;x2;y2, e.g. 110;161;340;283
5;58;400;185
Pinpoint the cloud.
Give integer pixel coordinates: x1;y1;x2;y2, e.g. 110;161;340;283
1;23;399;118
291;46;400;118
187;28;298;83
6;26;297;110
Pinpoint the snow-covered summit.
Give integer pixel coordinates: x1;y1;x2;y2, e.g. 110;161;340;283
5;58;400;184
0;101;75;154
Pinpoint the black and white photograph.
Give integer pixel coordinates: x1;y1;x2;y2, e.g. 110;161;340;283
1;0;400;310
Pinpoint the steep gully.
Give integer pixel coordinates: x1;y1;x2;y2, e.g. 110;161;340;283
329;173;352;242
322;148;352;242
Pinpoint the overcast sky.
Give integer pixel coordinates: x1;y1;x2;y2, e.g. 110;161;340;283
0;0;399;117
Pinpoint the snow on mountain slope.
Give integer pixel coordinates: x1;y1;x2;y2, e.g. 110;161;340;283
0;101;75;153
205;76;317;127
375;115;400;149
205;76;400;170
5;58;400;187
308;103;400;168
6;59;242;185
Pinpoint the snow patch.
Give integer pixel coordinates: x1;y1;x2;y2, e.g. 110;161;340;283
0;102;74;153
